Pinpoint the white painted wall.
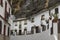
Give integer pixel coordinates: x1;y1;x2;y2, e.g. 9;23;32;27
25;11;49;32
0;0;12;36
13;11;50;33
0;0;11;18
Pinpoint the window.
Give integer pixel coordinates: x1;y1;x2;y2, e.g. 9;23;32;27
0;0;3;6
42;25;46;31
41;15;45;20
31;18;34;23
11;30;13;35
19;25;21;29
8;8;10;17
24;20;27;25
55;8;58;14
19;21;21;28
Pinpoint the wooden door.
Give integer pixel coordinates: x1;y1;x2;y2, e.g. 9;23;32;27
0;21;2;34
19;30;21;35
36;27;40;33
31;27;34;34
8;27;9;36
58;19;60;33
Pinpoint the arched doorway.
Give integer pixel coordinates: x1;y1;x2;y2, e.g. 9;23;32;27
0;21;2;34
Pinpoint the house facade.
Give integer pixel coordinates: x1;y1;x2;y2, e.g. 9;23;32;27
0;0;12;36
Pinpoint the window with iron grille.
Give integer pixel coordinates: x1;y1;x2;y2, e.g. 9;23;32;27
31;18;34;23
55;8;58;14
0;0;3;7
19;25;21;29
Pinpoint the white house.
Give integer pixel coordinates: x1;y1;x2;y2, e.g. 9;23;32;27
0;0;12;37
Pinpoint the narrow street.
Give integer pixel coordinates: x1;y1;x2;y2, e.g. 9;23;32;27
0;0;60;40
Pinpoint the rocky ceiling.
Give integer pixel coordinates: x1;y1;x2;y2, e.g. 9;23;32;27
12;0;25;14
12;0;60;19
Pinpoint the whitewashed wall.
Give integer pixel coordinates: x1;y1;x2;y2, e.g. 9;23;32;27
0;0;11;18
24;11;49;32
0;0;12;36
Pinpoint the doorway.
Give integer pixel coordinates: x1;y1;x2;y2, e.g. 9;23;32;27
0;21;2;34
19;30;21;35
8;27;10;36
58;19;60;40
4;25;6;36
58;19;60;33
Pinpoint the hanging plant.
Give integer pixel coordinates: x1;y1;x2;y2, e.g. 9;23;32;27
53;13;58;22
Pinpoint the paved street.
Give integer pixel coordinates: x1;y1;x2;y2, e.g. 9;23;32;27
0;35;9;40
10;30;55;40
